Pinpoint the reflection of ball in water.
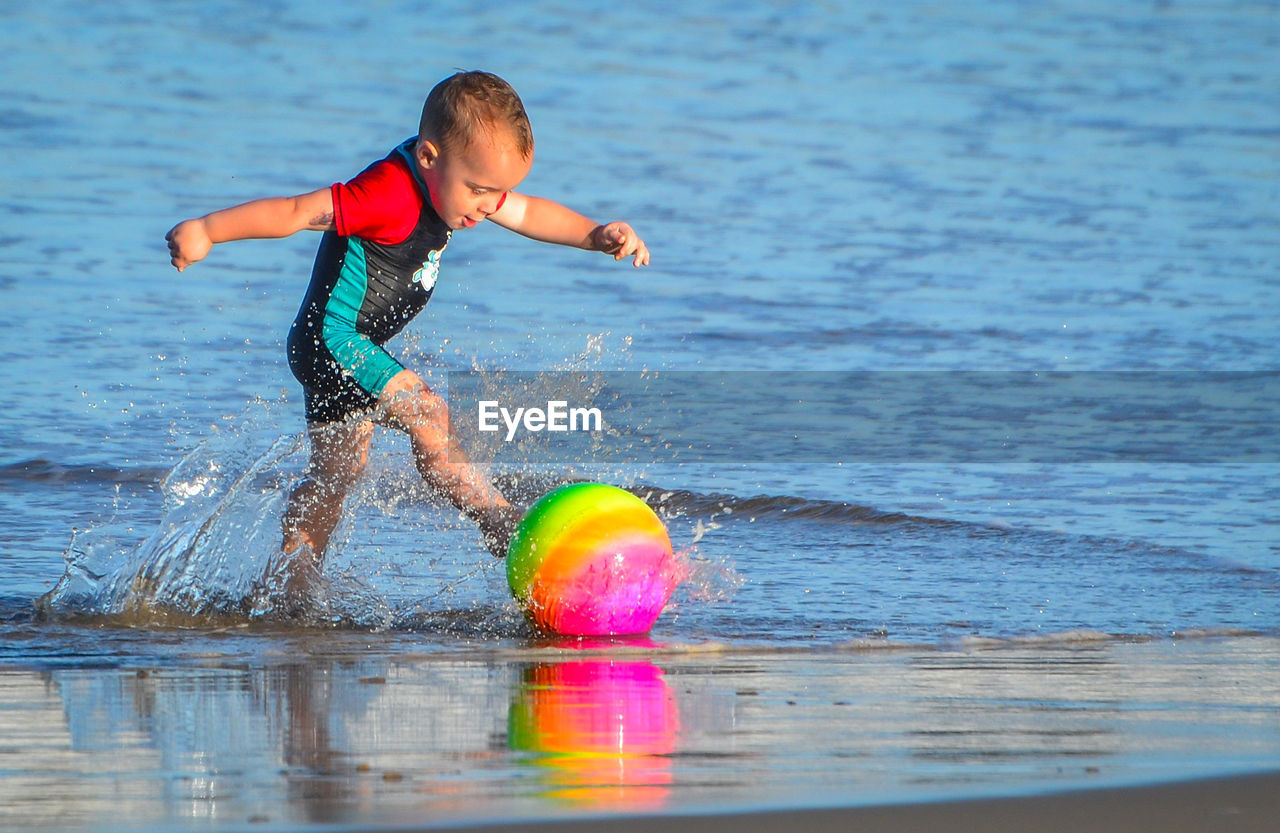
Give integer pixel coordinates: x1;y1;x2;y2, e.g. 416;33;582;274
506;483;680;635
508;660;679;807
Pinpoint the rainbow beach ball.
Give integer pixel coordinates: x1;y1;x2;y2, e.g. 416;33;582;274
506;483;681;636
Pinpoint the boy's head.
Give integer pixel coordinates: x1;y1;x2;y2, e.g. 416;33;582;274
418;71;533;160
415;71;534;230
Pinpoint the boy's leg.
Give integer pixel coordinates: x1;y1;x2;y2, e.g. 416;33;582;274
281;417;374;568
376;369;519;556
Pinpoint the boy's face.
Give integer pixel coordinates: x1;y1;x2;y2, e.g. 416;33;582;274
416;126;532;230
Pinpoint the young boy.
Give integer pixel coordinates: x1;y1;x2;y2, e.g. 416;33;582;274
165;71;648;599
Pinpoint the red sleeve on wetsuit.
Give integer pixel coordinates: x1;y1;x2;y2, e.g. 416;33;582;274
495;190;508;212
331;157;423;244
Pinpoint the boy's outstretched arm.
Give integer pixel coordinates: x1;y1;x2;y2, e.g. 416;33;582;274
489;192;650;267
166;188;335;271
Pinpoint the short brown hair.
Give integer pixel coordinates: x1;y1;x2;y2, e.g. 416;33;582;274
418;71;533;158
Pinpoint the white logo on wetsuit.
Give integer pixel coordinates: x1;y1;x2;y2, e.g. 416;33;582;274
412;247;444;292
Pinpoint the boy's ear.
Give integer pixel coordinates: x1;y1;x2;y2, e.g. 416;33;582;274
415;139;440;169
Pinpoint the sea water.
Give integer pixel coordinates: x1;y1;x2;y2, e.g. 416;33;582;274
0;0;1277;829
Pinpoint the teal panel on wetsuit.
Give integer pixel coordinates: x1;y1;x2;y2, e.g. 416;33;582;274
321;238;404;397
394;139;434;201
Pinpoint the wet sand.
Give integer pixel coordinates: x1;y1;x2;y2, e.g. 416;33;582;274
442;771;1280;833
2;635;1277;831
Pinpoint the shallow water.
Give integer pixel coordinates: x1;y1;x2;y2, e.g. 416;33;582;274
1;0;1278;829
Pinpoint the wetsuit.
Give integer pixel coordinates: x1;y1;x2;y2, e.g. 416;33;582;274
287;138;451;424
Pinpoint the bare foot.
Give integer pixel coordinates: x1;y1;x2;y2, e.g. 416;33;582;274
245;545;328;621
280;546;324;608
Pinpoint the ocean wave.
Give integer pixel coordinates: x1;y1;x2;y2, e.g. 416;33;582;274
0;458;167;488
632;484;966;528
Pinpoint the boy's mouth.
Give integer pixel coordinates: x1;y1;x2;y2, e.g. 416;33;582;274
461;216;479;229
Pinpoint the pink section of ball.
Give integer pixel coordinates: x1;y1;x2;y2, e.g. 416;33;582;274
538;535;681;636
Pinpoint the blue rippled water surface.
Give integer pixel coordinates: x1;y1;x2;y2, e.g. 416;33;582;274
0;1;1277;829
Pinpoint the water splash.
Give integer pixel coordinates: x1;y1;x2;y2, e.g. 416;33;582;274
38;417;306;622
29;399;612;633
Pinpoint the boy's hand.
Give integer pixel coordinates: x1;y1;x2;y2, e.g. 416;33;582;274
593;222;650;267
166;219;213;272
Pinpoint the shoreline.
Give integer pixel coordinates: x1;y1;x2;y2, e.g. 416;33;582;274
426;771;1280;833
